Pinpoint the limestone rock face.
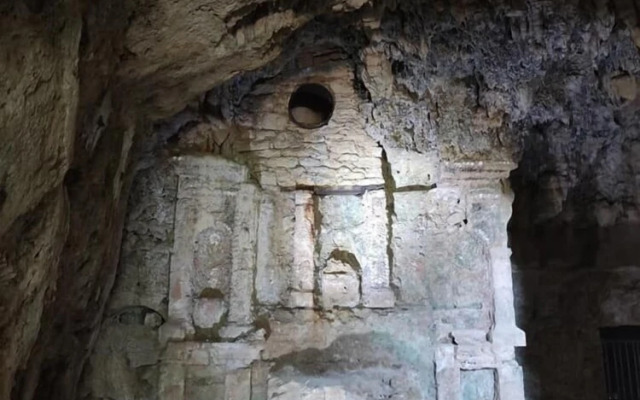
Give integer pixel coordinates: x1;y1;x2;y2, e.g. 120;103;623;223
0;3;81;399
116;0;371;118
3;1;640;400
321;259;360;309
83;19;526;398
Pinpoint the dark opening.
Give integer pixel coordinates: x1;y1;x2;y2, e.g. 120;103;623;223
288;83;334;129
600;326;640;400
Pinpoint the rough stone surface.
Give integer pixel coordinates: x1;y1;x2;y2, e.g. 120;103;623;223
461;369;496;400
0;4;80;398
255;191;295;306
85;70;523;400
5;1;640;400
193;298;227;329
321;259;361;309
235;66;385;189
288;191;315;308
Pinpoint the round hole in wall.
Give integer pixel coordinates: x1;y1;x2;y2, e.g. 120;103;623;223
288;83;334;129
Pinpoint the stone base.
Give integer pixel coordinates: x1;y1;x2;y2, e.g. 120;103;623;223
219;325;254;340
362;287;395;308
489;325;526;347
285;291;314;308
159;321;192;345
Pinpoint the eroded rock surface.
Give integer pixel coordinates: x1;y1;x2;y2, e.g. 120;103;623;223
3;1;640;400
82;37;526;400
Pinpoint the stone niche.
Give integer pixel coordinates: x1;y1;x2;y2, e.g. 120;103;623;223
234;64;385;189
83;61;526;400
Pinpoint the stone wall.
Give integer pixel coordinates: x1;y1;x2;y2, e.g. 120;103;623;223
83;60;526;400
234;65;384;189
79;161;177;400
7;1;640;399
0;3;375;398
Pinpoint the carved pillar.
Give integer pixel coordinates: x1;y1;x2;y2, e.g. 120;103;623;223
228;184;259;323
286;190;315;308
435;345;461;400
224;183;260;337
163;156;249;341
433;162;526;400
361;189;395;308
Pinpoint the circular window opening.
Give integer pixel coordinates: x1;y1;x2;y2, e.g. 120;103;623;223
288;83;334;129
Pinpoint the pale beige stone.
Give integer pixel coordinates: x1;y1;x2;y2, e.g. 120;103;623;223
287;191;315;308
228;184;260;325
611;74;637;101
193;298;227;329
225;369;251;400
321;259;360;308
290;106;325;126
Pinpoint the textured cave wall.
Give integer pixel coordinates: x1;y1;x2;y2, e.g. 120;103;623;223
0;1;387;399
509;34;640;399
0;1;368;399
81;62;520;400
1;2;87;398
3;0;640;399
82;2;640;400
505;4;640;400
0;1;138;398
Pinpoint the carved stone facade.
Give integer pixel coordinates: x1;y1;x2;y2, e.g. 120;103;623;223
7;1;640;399
83;63;526;400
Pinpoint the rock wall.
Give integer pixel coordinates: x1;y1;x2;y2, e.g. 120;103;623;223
505;2;640;396
0;2;374;399
4;0;640;399
84;0;640;398
83;56;526;400
513;262;640;400
511;95;640;399
1;2;84;398
79;161;177;400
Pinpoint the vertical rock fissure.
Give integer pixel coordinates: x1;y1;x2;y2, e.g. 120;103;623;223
312;193;323;309
378;142;398;299
167;172;180;316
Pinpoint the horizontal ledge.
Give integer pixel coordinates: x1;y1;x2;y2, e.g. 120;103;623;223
281;184;385;195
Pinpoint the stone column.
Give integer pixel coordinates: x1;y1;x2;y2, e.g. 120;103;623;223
432;162;526;400
490;247;526;347
158;363;185;400
435;345;460;400
255;196;276;305
456;165;525;347
227;184;259;326
361;190;395;308
480;185;526;347
286;190;315;308
167;186;198;338
480;175;525;400
497;362;526;400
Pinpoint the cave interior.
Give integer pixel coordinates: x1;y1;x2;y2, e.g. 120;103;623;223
3;1;640;400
